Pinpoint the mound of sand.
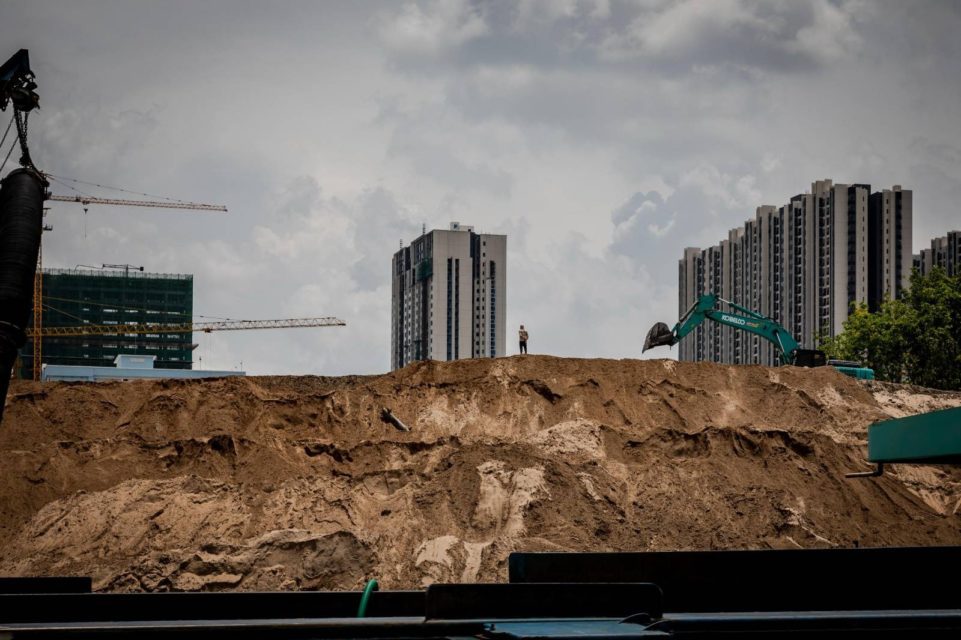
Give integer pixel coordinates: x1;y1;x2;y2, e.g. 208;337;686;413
1;356;960;591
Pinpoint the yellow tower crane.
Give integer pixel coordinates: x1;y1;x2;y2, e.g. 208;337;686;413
26;316;346;378
28;317;346;338
46;195;228;212
30;177;230;380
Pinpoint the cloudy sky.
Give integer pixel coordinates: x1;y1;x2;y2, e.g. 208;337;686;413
3;0;960;375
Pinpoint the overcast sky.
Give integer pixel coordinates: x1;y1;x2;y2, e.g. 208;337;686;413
3;0;960;375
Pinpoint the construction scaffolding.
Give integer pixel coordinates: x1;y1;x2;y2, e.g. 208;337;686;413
19;268;194;377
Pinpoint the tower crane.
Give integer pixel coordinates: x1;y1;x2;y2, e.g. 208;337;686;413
26;180;230;380
25;316;345;378
28;317;346;338
46;194;227;212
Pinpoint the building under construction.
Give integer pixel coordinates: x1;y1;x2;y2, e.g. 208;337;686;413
19;268;194;377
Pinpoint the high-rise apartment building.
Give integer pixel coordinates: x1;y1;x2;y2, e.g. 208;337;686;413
677;180;911;366
391;223;506;370
914;230;961;277
868;186;913;310
677;248;702;363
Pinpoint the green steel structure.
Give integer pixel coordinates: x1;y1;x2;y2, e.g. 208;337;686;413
19;268;194;377
846;406;961;478
868;406;961;464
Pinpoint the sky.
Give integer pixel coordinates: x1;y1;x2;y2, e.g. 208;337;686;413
3;0;960;375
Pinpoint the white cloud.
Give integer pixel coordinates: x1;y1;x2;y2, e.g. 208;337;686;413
678;165;760;212
378;0;488;55
597;0;863;71
648;218;675;238
791;0;865;64
761;153;782;173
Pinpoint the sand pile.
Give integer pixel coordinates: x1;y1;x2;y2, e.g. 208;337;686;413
1;356;960;592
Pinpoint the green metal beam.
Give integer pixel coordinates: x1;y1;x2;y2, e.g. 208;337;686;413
868;406;961;464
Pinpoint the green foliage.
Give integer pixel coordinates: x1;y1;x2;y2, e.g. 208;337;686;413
822;268;961;390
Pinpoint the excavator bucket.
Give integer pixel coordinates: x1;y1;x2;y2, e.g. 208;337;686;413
643;322;676;352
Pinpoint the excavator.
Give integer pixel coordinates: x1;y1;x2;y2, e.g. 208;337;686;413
643;293;874;379
643;296;961;478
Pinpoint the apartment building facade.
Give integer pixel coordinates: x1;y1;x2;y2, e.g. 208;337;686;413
868;187;914;309
914;230;961;277
678;180;911;366
391;223;507;370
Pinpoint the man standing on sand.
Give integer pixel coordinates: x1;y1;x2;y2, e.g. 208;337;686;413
519;325;529;354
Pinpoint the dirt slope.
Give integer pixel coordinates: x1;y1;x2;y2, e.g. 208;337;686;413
1;356;960;591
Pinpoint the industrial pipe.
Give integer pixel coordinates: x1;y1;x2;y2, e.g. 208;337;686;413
0;168;45;425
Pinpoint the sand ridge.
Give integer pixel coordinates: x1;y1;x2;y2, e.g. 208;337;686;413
1;355;960;591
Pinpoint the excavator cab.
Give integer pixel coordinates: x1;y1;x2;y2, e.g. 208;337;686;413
793;349;826;368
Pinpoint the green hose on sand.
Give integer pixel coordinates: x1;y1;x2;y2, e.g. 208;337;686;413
357;579;379;617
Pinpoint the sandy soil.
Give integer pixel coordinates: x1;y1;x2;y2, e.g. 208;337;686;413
1;356;959;592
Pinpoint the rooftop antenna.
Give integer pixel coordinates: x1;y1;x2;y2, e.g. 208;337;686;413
422;223;426;236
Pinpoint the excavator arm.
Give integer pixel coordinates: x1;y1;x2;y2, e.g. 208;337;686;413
644;294;813;366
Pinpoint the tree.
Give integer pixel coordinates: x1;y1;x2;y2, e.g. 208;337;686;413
903;267;961;389
822;268;961;390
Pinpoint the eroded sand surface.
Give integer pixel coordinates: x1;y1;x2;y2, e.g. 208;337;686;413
2;356;960;591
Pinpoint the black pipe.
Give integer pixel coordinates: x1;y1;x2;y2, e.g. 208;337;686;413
0;168;45;425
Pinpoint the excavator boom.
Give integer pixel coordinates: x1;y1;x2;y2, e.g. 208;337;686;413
643;294;845;372
644;294;799;364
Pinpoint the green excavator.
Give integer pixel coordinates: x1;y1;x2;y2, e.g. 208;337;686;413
643;293;874;379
